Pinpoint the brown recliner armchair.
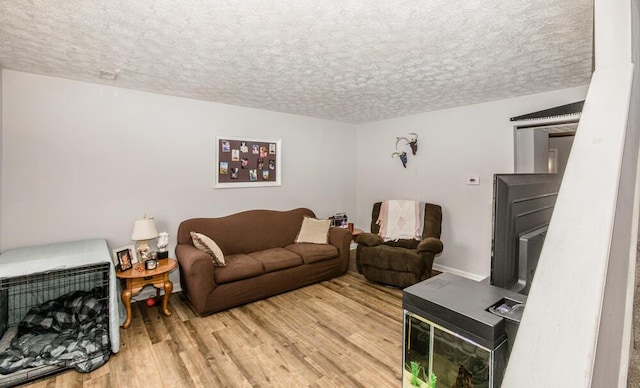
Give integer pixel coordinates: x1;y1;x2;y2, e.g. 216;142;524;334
355;201;443;288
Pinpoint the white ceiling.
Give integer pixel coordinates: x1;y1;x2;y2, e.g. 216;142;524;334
0;0;593;124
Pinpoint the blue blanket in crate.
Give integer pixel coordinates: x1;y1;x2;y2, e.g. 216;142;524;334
0;288;110;375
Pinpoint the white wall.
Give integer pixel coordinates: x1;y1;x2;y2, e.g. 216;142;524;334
516;128;550;173
1;69;592;282
549;135;575;176
355;85;589;279
1;70;357;262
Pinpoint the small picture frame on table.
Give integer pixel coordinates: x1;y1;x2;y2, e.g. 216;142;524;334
112;245;137;271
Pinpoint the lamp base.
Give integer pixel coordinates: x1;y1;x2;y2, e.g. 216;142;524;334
157;251;169;260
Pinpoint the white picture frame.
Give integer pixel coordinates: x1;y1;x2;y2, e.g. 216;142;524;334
215;136;282;188
112;244;138;271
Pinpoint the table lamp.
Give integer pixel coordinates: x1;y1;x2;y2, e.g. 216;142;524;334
131;214;159;260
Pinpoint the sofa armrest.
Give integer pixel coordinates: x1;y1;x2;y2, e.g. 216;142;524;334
417;237;444;255
176;244;214;271
355;232;383;247
175;244;217;298
328;227;352;273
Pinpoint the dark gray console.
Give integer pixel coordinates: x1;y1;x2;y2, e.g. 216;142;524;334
402;273;526;388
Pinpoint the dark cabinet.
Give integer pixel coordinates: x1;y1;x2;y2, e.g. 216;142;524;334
402;273;526;388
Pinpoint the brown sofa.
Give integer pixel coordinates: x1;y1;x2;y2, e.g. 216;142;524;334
175;208;352;315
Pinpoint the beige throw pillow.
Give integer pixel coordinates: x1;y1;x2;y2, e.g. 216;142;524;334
295;217;331;244
190;231;226;266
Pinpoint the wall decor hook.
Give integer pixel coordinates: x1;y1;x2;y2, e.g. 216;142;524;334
395;132;419;155
391;151;408;168
391;132;418;168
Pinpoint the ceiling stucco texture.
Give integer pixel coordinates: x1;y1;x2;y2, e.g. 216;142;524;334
0;0;593;123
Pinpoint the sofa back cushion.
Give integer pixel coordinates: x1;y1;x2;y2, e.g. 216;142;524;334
177;208;316;256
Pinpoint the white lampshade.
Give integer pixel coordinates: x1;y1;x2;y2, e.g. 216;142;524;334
131;216;159;241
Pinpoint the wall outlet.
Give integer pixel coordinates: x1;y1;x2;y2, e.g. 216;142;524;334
466;176;480;185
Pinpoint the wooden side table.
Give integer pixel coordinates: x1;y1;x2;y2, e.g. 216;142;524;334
116;258;177;329
351;228;363;242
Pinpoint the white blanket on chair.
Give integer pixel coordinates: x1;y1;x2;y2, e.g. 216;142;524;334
377;200;423;241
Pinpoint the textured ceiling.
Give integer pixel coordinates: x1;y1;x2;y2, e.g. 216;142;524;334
0;0;593;123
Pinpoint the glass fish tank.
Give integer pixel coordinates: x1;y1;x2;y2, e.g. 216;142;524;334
403;311;507;388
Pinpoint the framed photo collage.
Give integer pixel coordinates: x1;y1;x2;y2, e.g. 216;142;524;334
215;136;281;188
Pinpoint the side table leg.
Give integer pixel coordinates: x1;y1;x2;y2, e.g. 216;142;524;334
121;287;132;329
162;280;173;316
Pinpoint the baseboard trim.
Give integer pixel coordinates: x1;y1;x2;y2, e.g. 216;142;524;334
432;263;488;282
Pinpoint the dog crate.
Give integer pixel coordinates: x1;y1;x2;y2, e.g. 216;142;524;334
0;239;120;387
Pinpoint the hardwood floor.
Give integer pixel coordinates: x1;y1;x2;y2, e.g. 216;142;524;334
19;267;404;387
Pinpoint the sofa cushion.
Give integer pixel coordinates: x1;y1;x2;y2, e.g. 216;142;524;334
191;231;226;266
295;217;331;244
285;243;339;264
248;248;304;273
384;239;420;250
214;254;264;284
